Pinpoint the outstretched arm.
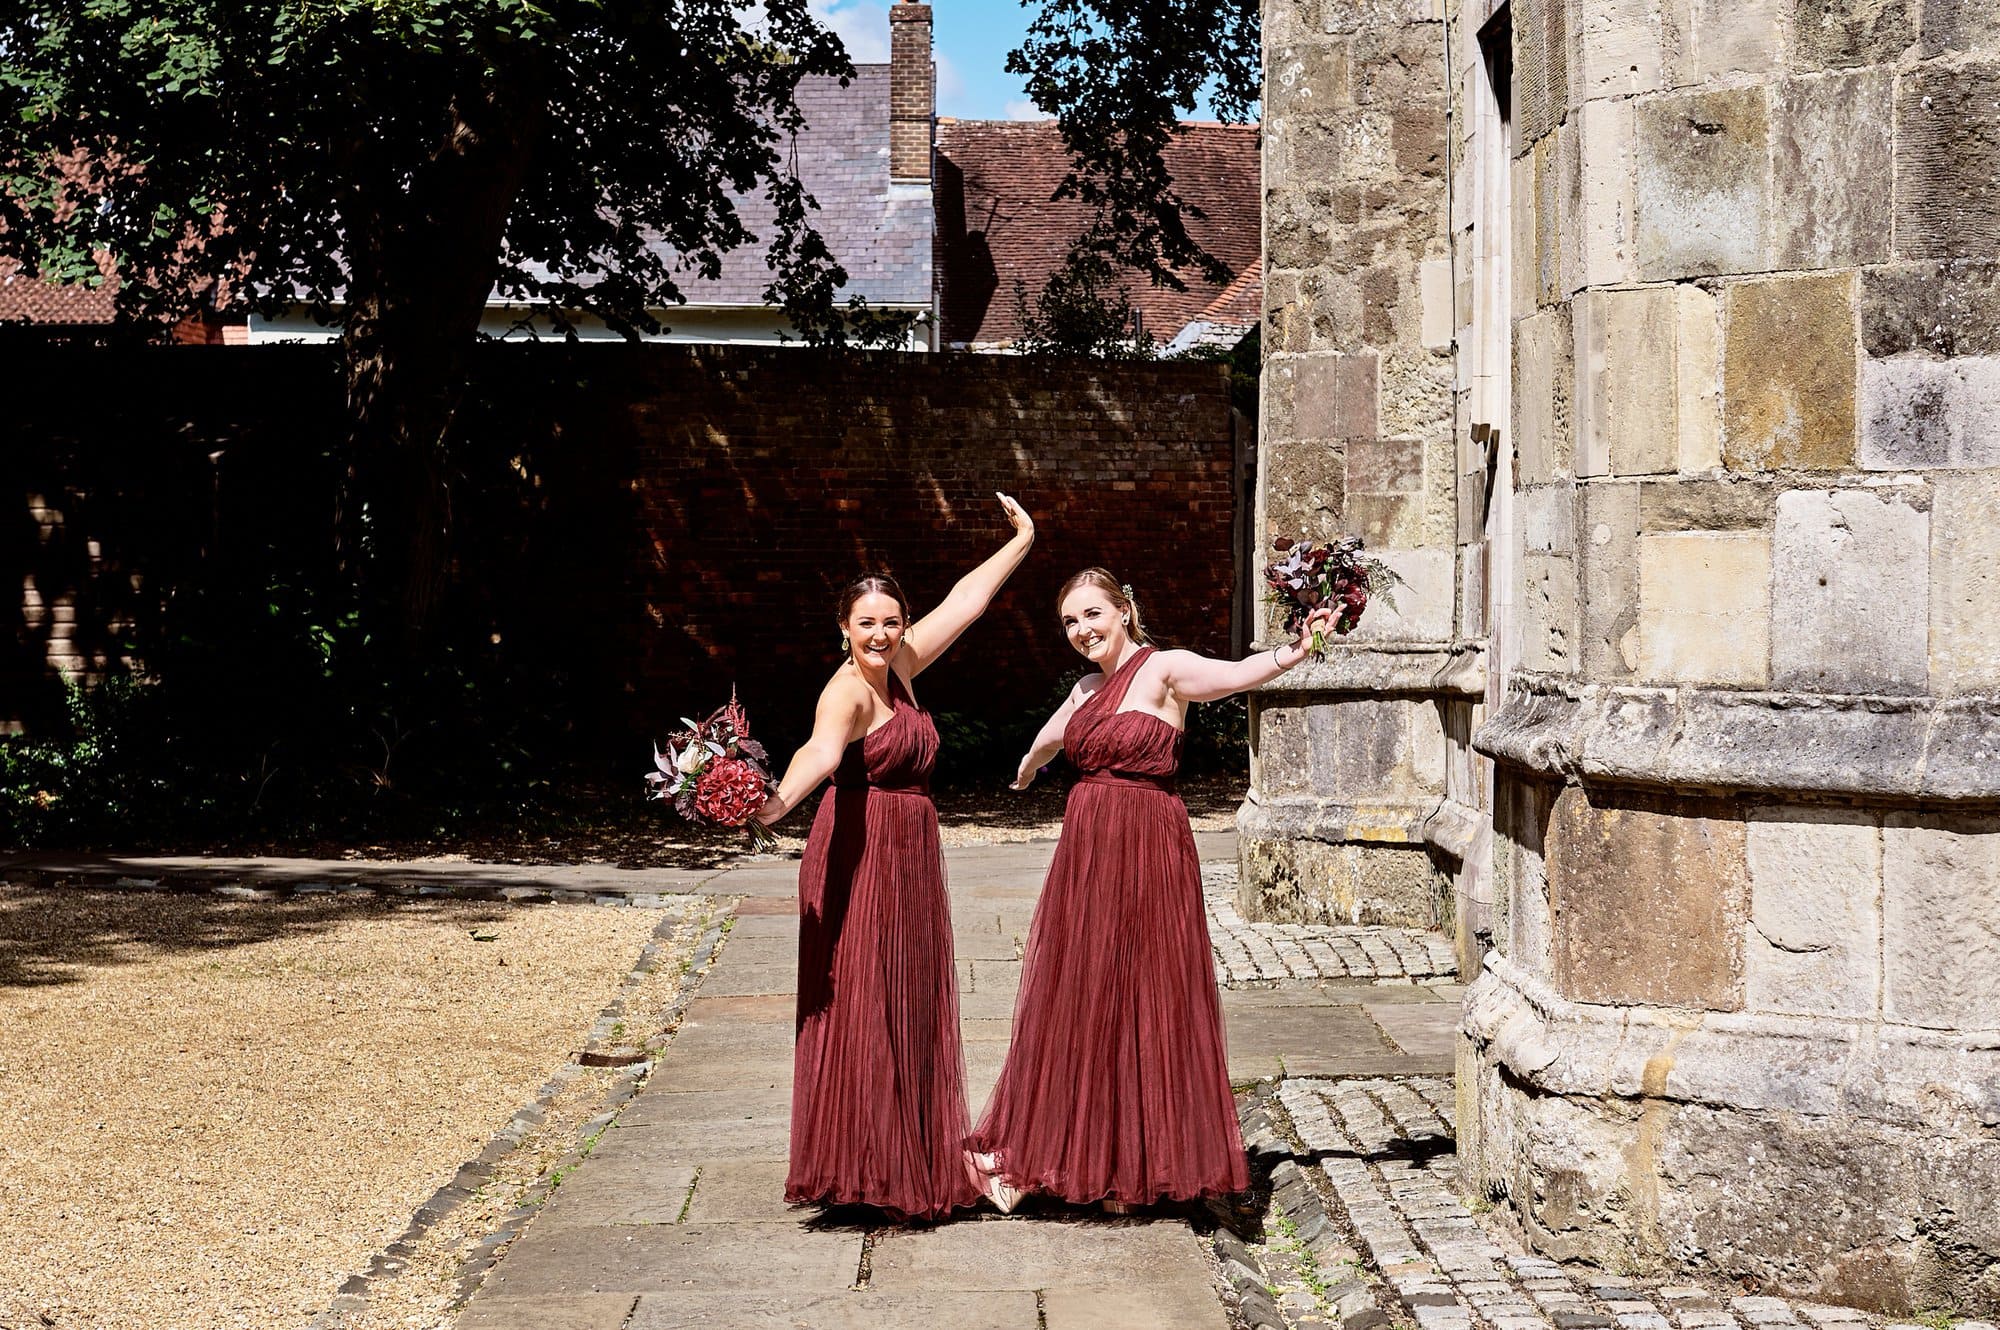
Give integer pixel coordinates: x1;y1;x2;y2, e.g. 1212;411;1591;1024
1010;679;1091;790
1157;608;1337;704
755;680;870;825
901;493;1035;678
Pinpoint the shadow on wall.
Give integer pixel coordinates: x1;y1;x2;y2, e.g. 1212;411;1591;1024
4;344;1240;765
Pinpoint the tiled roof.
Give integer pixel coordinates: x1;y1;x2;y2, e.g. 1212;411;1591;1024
0;255;117;325
933;119;1261;347
666;65;933;310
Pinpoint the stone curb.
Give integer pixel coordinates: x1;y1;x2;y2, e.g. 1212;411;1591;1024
308;898;734;1328
1211;1089;1406;1330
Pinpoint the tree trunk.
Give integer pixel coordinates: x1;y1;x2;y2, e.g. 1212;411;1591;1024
336;67;546;646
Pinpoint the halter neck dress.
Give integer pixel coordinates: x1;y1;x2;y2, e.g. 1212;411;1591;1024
969;646;1249;1204
787;670;980;1220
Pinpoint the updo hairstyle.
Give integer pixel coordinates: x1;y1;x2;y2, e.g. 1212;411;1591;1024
1056;567;1151;645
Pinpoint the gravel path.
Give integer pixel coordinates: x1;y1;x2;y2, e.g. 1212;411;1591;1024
0;887;706;1330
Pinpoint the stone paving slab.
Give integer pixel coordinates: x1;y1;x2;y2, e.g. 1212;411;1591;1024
625;1290;1042;1329
865;1218;1220;1290
477;1221;858;1296
724;912;801;939
682;993;793;1024
1042;1283;1235;1330
534;1164;699;1230
646;1043;793;1092
680;1159;797;1222
690;961;797;997
454;835;1461;1330
458;1293;639;1330
1363;1002;1463;1058
1224;1003;1399;1083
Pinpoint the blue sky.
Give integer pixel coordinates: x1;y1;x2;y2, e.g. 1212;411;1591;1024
812;0;1047;120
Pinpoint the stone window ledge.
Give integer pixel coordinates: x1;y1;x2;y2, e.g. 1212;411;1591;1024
1465;952;2000;1129
1249;641;1485;697
1474;676;2000;801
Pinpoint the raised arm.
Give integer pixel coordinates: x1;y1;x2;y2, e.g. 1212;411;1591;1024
1157;608;1338;704
754;679;870;825
1010;678;1093;790
901;493;1035;678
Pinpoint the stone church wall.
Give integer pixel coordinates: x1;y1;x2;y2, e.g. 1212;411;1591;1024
1257;0;2000;1310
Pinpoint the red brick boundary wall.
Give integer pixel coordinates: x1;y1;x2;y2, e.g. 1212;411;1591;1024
6;345;1242;750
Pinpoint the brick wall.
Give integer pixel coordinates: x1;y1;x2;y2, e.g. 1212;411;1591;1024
5;344;1241;754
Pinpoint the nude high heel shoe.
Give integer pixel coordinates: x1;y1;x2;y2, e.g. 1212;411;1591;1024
965;1149;1023;1215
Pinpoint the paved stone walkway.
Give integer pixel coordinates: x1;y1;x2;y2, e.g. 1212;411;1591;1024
1203;864;1459;985
1261;1076;1997;1330
451;835;1462;1328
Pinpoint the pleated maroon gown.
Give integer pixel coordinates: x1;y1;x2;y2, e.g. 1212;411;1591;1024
970;646;1249;1204
787;672;980;1220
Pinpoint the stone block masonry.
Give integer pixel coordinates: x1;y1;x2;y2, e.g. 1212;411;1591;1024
1262;0;2000;1305
5;345;1239;749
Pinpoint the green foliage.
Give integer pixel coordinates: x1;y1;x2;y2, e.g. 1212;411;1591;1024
1011;248;1158;360
0;0;891;344
1012;0;1260;291
0;573;588;848
0;676;194;847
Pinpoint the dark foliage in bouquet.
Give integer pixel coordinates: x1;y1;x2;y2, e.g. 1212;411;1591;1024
648;690;778;850
1264;535;1404;655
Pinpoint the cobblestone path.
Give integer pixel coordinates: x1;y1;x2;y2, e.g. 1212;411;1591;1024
1204;863;1460;984
1244;1075;1998;1330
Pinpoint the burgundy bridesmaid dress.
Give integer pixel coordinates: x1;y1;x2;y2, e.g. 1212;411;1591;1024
787;672;980;1220
970;645;1249;1204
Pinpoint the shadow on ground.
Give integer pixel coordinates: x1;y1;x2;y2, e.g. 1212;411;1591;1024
0;886;521;989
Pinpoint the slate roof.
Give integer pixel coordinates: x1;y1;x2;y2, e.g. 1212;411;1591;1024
933;118;1261;348
666;65;934;310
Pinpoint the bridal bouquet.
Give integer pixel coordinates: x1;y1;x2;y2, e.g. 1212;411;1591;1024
647;689;779;850
1264;535;1402;656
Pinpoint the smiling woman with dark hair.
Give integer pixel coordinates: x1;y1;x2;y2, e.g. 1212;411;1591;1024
754;493;1034;1221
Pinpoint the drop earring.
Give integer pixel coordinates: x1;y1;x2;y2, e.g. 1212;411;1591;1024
840;633;851;654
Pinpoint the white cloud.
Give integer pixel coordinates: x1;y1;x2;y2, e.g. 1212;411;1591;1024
1004;97;1044;120
810;0;889;62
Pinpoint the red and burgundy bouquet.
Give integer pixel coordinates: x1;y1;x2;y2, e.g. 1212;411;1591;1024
1264;535;1402;656
648;690;779;849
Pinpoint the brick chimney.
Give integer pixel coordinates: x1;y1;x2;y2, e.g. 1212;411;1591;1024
889;2;934;184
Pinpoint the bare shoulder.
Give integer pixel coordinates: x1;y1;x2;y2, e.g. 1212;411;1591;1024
818;669;871;711
1071;673;1106;704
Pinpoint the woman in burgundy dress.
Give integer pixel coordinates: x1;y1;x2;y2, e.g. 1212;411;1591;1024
968;568;1333;1212
754;493;1034;1221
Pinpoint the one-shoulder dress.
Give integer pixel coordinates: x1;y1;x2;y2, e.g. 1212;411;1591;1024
787;672;980;1220
969;645;1249;1204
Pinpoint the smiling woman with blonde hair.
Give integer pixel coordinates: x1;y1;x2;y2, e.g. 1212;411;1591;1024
967;566;1334;1213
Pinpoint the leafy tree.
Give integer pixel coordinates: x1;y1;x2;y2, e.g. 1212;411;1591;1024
1012;0;1259;292
0;0;899;636
1011;247;1156;359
